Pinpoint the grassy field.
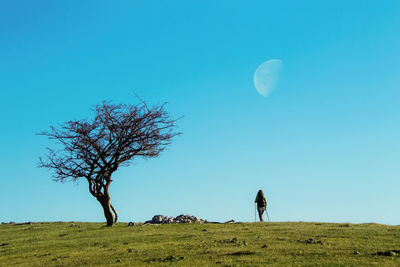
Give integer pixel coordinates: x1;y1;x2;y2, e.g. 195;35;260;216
0;221;399;266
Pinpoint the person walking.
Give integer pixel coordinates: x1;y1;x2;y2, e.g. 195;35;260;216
254;189;267;222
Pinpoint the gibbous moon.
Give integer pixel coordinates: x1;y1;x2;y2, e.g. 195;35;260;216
254;59;282;97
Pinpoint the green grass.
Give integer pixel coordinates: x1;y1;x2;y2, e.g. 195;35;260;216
1;221;399;266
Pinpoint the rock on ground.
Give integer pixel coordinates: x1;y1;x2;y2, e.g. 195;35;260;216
144;214;204;224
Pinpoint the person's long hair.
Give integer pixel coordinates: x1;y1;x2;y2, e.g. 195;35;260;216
257;189;264;198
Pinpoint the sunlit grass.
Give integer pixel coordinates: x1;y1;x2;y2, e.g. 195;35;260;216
0;221;399;266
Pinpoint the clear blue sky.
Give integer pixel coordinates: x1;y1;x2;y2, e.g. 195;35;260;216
1;0;399;224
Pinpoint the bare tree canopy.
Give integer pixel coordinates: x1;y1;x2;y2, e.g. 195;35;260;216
38;100;180;226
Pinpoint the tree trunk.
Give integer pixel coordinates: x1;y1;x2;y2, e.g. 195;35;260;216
99;198;114;227
111;203;118;223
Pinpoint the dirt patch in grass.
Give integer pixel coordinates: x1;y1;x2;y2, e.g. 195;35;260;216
144;254;184;263
374;250;400;257
214;237;247;246
297;238;324;245
228;250;256;256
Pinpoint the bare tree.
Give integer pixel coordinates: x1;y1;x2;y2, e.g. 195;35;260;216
38;100;180;226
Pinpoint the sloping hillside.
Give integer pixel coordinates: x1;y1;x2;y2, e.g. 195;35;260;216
0;221;399;266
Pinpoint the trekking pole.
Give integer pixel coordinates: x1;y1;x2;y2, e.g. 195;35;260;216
265;208;270;222
255;203;259;222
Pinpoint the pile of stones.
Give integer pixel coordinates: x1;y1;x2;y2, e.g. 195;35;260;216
144;214;204;224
